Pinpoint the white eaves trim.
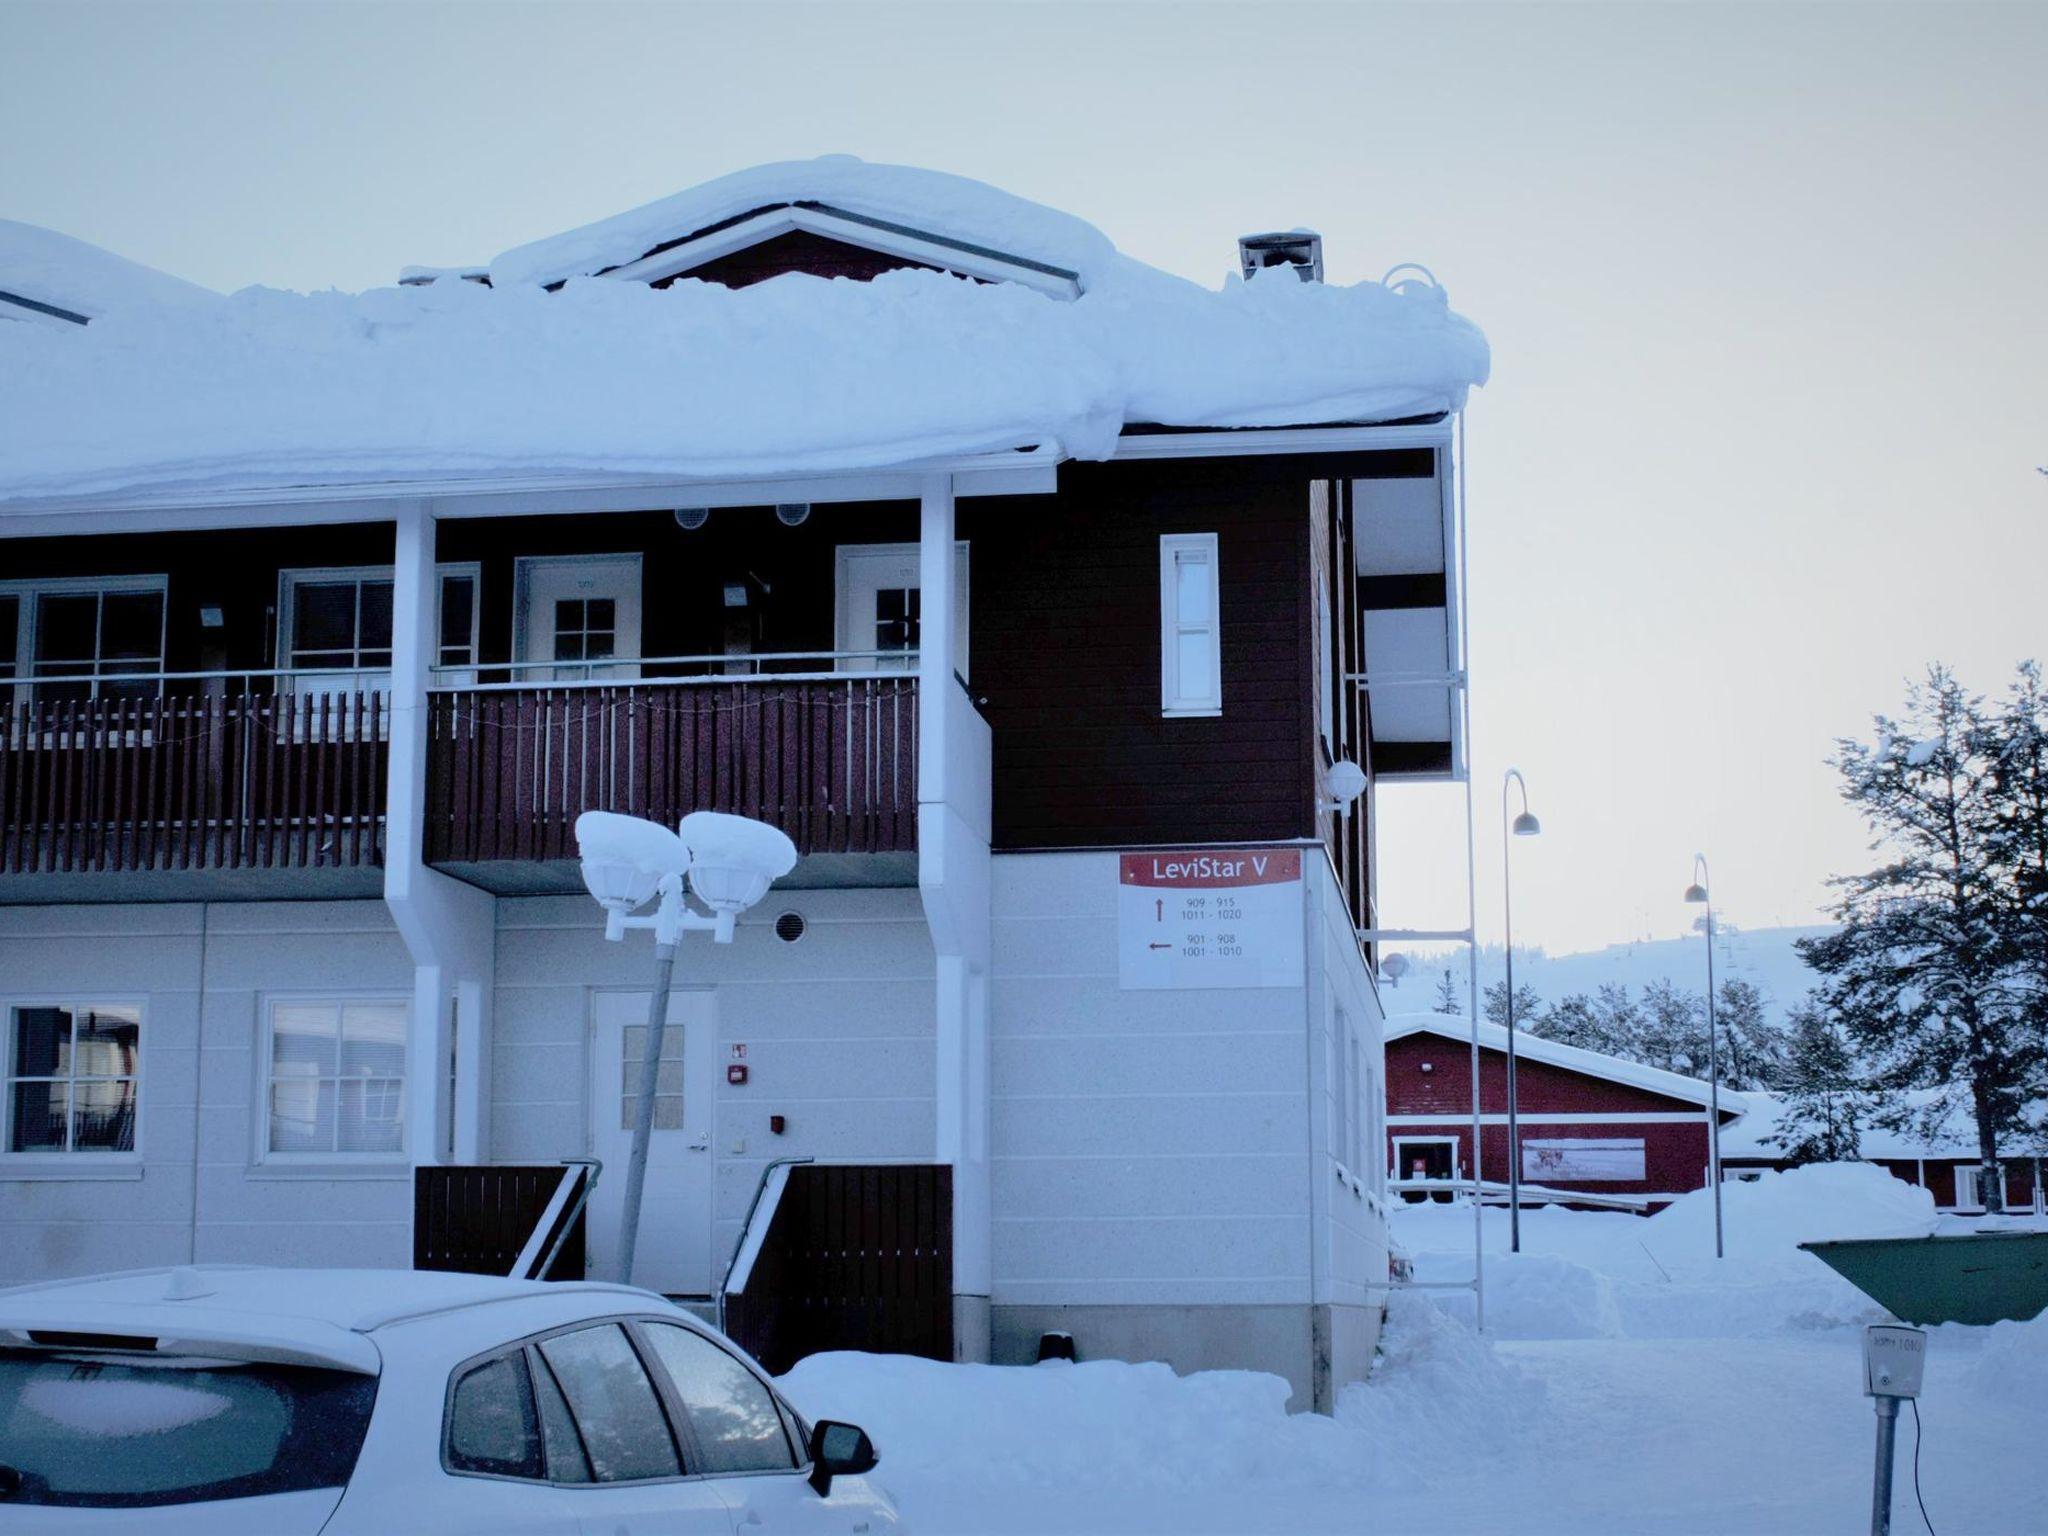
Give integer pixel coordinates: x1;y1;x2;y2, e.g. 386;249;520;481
601;204;1084;300
1383;1013;1750;1121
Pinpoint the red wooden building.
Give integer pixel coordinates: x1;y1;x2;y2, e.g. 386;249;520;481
1384;1013;1746;1213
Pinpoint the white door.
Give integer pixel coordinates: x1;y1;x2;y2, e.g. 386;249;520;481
834;543;968;677
518;556;644;681
587;989;718;1295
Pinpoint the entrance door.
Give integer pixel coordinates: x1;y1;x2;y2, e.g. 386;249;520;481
586;989;717;1295
834;542;968;677
516;556;643;681
1394;1136;1459;1203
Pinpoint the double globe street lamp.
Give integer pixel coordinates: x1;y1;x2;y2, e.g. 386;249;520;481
575;808;798;1286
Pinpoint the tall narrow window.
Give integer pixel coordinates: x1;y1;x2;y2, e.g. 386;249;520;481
4;1002;141;1155
1159;533;1221;717
265;997;408;1158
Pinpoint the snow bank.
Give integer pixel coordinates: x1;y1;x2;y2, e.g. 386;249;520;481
0;219;217;322
1967;1304;2048;1405
0;157;1487;504
1641;1163;1936;1268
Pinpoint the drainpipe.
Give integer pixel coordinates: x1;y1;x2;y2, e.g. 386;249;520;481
916;474;994;1362
385;501;496;1166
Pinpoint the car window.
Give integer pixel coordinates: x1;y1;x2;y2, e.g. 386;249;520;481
446;1352;544;1480
0;1349;376;1509
534;1324;680;1483
529;1346;592;1484
639;1322;796;1474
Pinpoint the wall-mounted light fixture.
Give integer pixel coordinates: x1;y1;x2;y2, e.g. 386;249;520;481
674;507;710;532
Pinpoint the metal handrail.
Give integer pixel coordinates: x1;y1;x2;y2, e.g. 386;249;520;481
430;648;915;677
533;1158;602;1282
717;1155;815;1337
3;664;388;688
435;670;914;696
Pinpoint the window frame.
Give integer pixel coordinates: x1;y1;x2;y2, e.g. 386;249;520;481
274;563;481;693
0;996;145;1168
1158;533;1222;718
439;1315;809;1490
256;992;410;1167
0;574;169;708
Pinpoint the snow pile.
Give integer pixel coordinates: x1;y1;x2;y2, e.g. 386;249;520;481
1967;1304;2048;1406
0;157;1488;504
0;219;218;323
780;1353;1363;1497
1642;1162;1936;1266
1336;1290;1547;1486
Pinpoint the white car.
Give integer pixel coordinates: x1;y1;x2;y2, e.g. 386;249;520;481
0;1266;903;1535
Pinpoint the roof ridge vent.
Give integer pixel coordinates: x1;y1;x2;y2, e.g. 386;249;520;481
1238;230;1323;283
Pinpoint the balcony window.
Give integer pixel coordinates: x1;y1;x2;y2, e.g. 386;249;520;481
278;565;479;694
0;576;167;707
264;997;408;1159
3;1002;141;1156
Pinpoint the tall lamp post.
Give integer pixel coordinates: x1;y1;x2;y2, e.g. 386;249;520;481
1501;770;1541;1253
575;808;797;1286
1684;853;1725;1260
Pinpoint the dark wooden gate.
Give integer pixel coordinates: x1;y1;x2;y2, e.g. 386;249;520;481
413;1164;587;1281
724;1164;952;1375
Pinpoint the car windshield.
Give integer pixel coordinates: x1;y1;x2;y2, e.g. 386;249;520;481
0;1349;378;1508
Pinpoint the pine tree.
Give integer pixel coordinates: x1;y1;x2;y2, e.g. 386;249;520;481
1638;978;1706;1076
1482;979;1543;1032
1799;666;2043;1210
1714;977;1790;1091
1432;969;1461;1016
1983;662;2048;1128
1766;998;1868;1164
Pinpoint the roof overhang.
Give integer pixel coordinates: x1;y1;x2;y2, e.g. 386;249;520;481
600;201;1083;300
1353;446;1461;780
1384;1015;1746;1120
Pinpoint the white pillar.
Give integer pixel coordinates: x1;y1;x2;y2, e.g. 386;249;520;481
916;475;994;1358
386;502;495;1167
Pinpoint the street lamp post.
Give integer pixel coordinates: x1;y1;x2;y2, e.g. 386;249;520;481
1501;770;1541;1254
1684;853;1724;1261
575;809;797;1286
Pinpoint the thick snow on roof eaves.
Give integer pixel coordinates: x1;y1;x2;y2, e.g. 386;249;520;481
1383;1012;1746;1118
0;159;1488;505
0;219;218;323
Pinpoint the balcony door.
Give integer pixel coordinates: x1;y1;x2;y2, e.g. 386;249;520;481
586;988;717;1294
514;555;643;682
834;542;968;677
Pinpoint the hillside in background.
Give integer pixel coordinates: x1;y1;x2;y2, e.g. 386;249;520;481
1391;924;1834;1026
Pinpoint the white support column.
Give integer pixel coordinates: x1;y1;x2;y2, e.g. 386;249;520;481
386;502;496;1167
916;473;995;1360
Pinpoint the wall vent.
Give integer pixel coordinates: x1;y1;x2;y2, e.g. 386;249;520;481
774;911;807;944
1237;230;1324;283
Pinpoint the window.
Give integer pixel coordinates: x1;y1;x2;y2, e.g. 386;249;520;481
619;1022;683;1131
446;1352;545;1480
0;576;166;706
264;998;407;1159
5;1002;140;1155
639;1322;795;1474
0;1351;375;1509
1159;534;1221;716
550;597;616;664
277;565;479;691
534;1324;681;1483
1331;1007;1355;1171
1316;579;1336;748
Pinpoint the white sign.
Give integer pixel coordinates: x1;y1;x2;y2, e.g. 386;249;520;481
1117;848;1304;990
1520;1138;1647;1182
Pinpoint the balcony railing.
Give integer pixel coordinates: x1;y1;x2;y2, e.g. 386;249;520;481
0;671;389;876
423;655;919;865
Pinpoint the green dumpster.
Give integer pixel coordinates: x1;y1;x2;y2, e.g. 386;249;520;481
1799;1230;2048;1326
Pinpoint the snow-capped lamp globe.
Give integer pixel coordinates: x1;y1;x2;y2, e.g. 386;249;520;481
679;810;799;943
574;810;690;942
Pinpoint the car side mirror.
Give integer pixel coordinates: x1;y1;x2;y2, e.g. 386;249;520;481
806;1419;878;1497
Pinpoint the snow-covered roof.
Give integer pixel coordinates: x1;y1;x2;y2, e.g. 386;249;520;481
1383;1012;1749;1119
0;218;217;327
1720;1089;1982;1161
0;157;1489;508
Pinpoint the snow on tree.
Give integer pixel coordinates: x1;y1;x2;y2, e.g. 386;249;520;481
1530;982;1644;1060
1766;998;1869;1164
1637;978;1706;1077
1799;665;2045;1211
1714;977;1790;1091
1432;968;1461;1016
1482;979;1543;1032
1983;660;2048;1146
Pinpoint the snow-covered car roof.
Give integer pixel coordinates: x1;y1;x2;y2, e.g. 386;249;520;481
1383;1012;1750;1119
0;156;1488;508
0;1265;661;1374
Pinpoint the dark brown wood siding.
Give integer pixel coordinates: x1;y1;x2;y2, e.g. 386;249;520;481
652;229;943;290
963;457;1317;850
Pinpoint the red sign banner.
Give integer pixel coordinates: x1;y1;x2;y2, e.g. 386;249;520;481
1119;849;1302;890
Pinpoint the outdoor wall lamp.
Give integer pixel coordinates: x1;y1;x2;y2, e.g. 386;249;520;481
575;809;798;1283
1321;758;1368;813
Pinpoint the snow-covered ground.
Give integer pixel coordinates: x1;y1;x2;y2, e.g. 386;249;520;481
778;1166;2048;1534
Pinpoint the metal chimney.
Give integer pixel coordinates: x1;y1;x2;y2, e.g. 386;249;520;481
1238;230;1324;283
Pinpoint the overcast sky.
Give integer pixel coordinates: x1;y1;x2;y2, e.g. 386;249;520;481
4;1;2044;956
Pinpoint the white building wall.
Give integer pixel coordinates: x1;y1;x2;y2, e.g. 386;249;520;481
0;900;416;1285
491;890;937;1277
988;851;1314;1308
